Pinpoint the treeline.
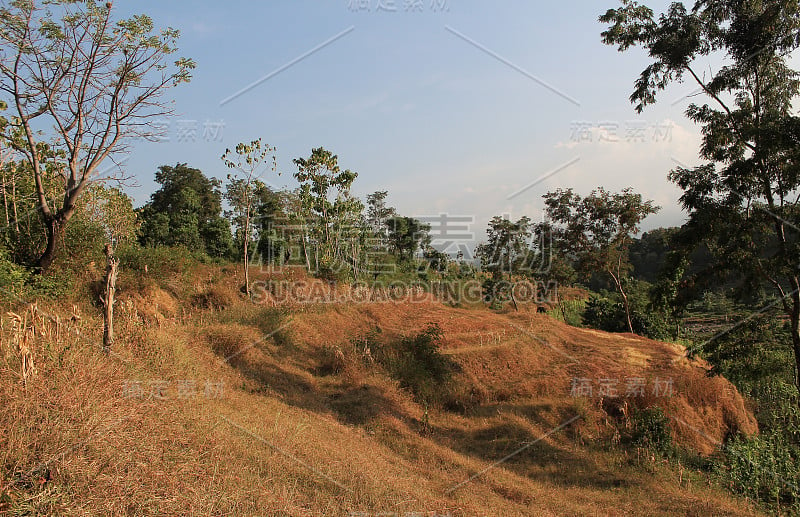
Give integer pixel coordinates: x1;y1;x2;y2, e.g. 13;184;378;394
0;145;479;296
133;149;471;282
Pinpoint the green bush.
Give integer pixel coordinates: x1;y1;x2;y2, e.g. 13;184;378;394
547;299;586;327
582;295;621;330
629;406;673;454
0;246;30;295
0;246;71;300
698;312;800;511
581;281;672;340
315;259;354;284
374;323;459;406
481;277;513;310
716;433;800;509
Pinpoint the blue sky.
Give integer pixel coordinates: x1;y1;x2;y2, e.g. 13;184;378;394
115;0;705;240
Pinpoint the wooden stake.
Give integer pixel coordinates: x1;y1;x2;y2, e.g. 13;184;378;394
102;243;119;353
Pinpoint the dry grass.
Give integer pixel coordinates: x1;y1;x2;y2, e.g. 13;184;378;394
0;266;765;516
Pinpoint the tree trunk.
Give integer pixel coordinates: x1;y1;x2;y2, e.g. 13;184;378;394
243;237;250;297
301;227;311;272
789;287;800;403
620;289;634;334
102;244;119;353
609;269;634;333
508;274;519;312
791;320;800;401
1;167;8;227
11;173;18;234
243;212;251;298
551;285;568;322
35;218;64;273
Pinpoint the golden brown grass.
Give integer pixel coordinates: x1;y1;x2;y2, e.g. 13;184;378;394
0;265;764;516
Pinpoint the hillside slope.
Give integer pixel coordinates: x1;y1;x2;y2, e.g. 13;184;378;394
0;265;760;516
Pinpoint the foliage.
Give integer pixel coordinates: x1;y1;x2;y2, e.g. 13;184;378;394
0;245;29;295
583;295;623;331
475;216;533;276
0;0;193;271
629;406;673;454
115;242;207;281
583;281;672;340
373;323;458;406
253;189;293;266
701;316;799;435
601;0;800;402
0;158;60;265
422;245;450;274
78;183;140;248
14;182;139;280
385;216;431;263
0;244;72;299
547;299;586;327
475;216;540;310
629;227;679;283
222;139;278;296
648;247;690;340
697;311;800;510
716;433;800;510
544;187;659;332
293;147;364;276
366;190;396;237
138;163;233;258
225;179;279;261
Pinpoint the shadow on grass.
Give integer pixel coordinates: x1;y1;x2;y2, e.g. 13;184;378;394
215;339;409;428
432;408;636;491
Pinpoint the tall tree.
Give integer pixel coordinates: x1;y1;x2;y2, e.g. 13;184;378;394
385;216;431;263
366;190;396;237
0;0;193;272
544;187;659;332
222;139;277;297
601;0;800;396
293;147;362;275
139;163;232;257
475;216;533;311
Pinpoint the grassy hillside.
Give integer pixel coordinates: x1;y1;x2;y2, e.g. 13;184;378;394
0;264;762;516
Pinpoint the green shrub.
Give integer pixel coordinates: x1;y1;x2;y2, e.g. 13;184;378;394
582;281;672;340
698;312;800;511
0;247;30;295
0;247;72;300
716;433;800;509
374;323;459;406
582;295;621;330
547;299;586;327
629;406;673;454
315;260;354;284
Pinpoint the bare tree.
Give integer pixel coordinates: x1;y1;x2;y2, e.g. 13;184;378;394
0;0;194;272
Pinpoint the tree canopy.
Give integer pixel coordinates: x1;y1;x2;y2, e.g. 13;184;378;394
0;0;193;271
138;163;232;257
602;0;800;396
